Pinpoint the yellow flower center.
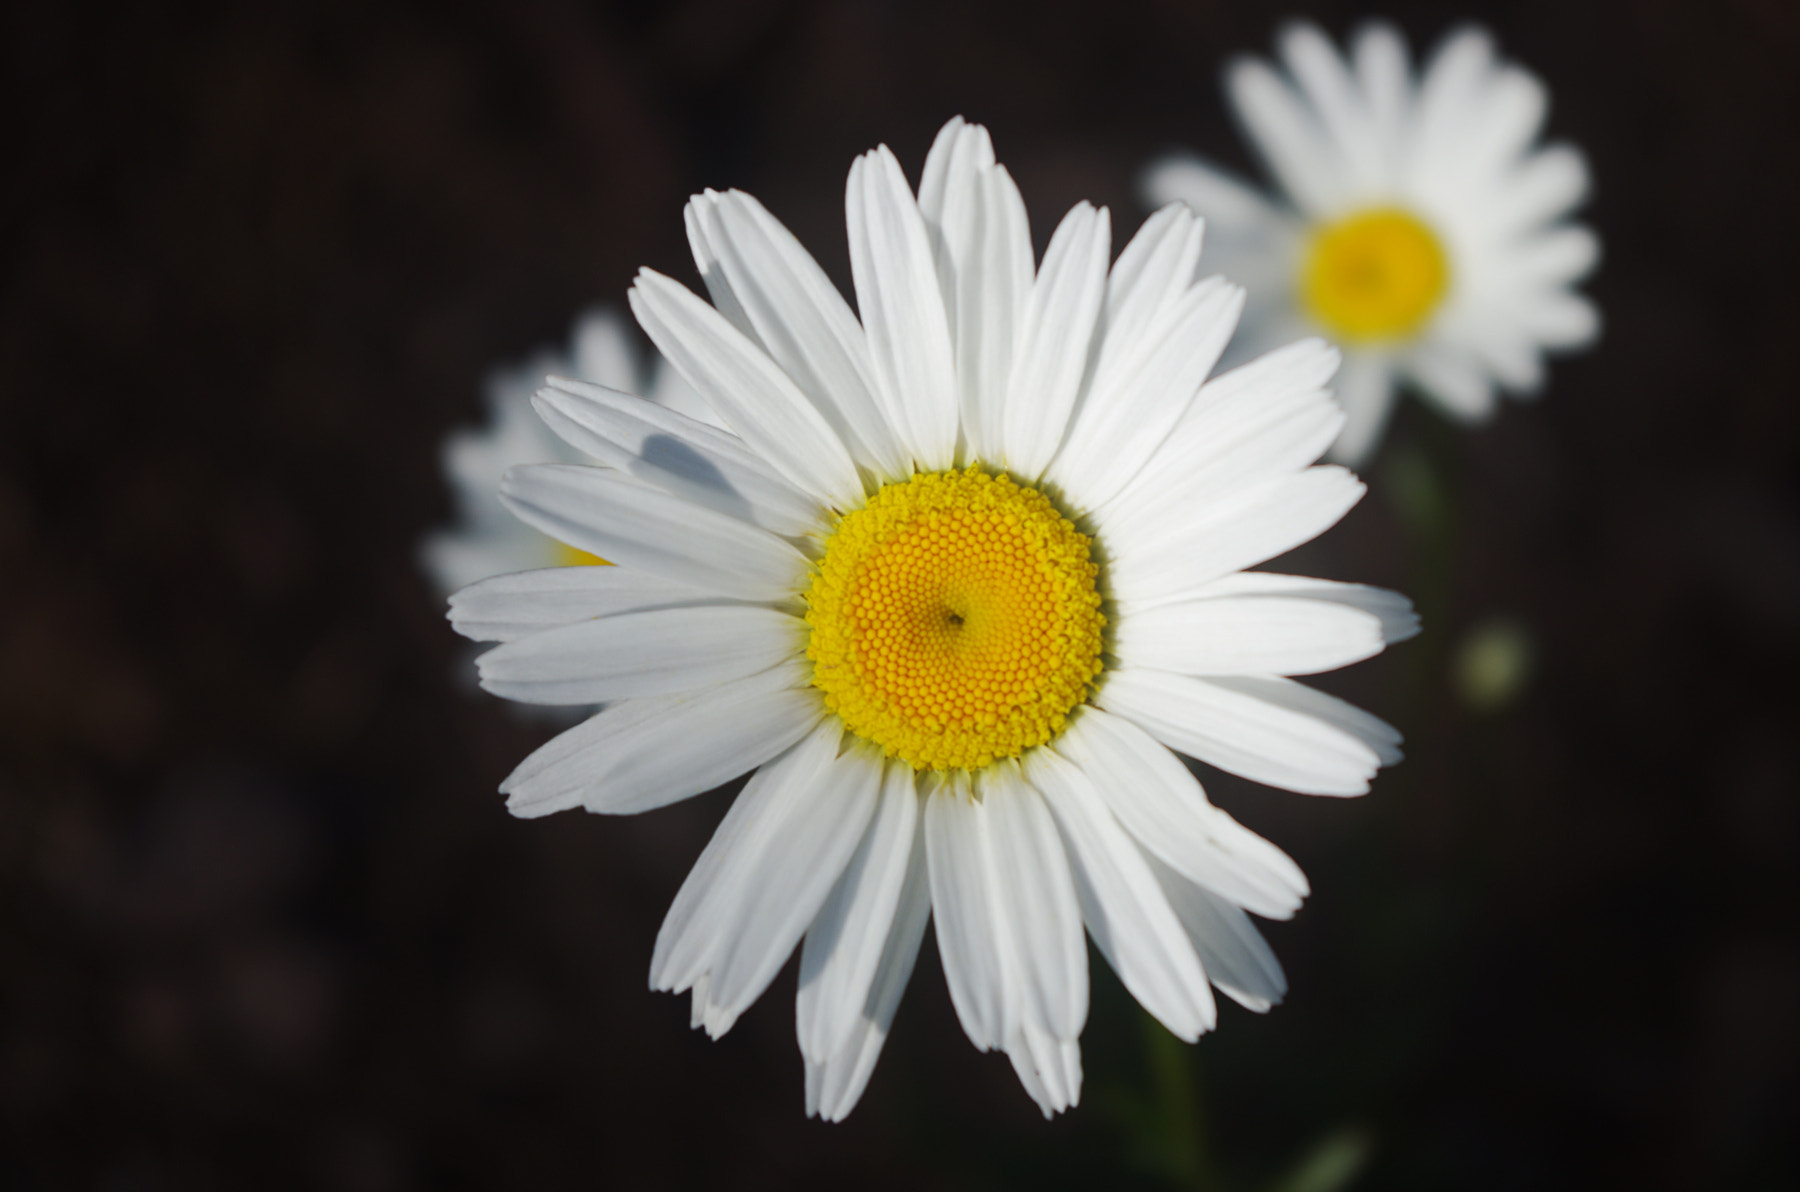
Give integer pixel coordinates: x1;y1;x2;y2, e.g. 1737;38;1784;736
1301;207;1449;342
805;467;1105;772
552;540;608;567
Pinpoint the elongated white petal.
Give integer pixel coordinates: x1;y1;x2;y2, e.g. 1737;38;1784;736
1106;467;1365;608
1147;853;1289;1012
1405;339;1497;422
499;659;819;817
1140;156;1287;234
916;120;1034;466
629;269;863;508
1226;53;1345;214
1324;350;1397;467
1006;1023;1083;1118
924;771;1012;1050
1024;746;1216;1040
686;190;909;480
449;566;726;644
477;606;803;704
1050;709;1309;917
1113;595;1387;677
978;763;1087;1041
1098;669;1389;796
797;758;920;1063
652;722;882;1038
1351;22;1412;167
500;464;810;601
1000;202;1110;480
1168;572;1420;644
803;778;931;1122
1279;21;1383;193
532;377;825;538
1213;673;1404;766
1097;337;1340;531
1051;273;1246;510
1097;353;1343;539
846;146;959;470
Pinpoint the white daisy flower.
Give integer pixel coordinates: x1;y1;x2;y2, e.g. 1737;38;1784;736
1142;21;1600;464
420;307;710;595
449;118;1417;1121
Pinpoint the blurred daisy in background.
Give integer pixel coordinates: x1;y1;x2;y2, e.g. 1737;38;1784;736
449;118;1416;1121
1143;21;1599;464
420;307;708;596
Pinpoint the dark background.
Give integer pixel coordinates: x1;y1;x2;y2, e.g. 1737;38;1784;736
4;0;1796;1188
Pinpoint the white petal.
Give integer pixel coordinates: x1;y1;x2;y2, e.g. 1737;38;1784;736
1105;467;1365;609
629;269;863;509
1146;853;1289;1012
1113;595;1388;677
1173;572;1420;644
652;721;883;1037
1000;203;1111;480
1226;51;1346;214
476;605;803;704
1516;289;1600;348
685;190;910;481
1023;746;1216;1040
1099;353;1345;539
1491;144;1590;236
499;464;810;601
977;763;1087;1041
797;758;920;1063
1049;709;1309;918
1278;21;1383;193
1404;340;1497;423
1097;336;1341;532
916;120;1034;467
532;378;825;538
1098;668;1392;796
1217;673;1404;765
1051;271;1246;510
923;771;1013;1049
1351;22;1413;167
846;146;959;470
1323;349;1397;467
1006;1023;1083;1118
1139;157;1287;234
803;778;931;1122
498;659;820;817
449;565;722;644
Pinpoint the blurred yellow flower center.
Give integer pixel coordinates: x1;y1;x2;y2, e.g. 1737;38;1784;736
552;540;608;567
1301;207;1449;341
805;467;1104;772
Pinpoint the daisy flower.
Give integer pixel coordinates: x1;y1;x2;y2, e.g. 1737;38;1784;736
449;118;1416;1120
1142;22;1600;464
421;307;709;595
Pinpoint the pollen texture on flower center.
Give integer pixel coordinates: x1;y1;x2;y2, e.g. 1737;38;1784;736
1301;207;1449;341
805;467;1105;772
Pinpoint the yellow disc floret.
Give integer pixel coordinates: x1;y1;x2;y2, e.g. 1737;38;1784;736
1301;207;1449;342
805;467;1105;772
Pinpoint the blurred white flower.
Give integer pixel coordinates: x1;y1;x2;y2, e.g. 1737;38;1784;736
421;308;708;596
1144;21;1599;464
450;119;1415;1121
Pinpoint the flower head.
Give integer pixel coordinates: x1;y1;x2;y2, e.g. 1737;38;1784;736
1144;22;1600;463
451;118;1416;1119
